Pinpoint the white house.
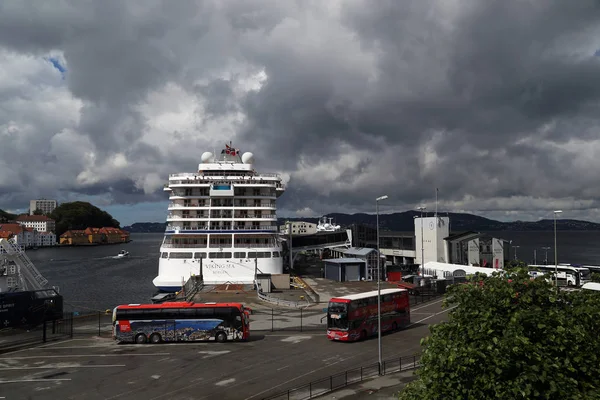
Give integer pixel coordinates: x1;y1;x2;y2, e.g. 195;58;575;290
16;215;56;233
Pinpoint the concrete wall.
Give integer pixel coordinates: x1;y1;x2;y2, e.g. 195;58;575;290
271;274;290;289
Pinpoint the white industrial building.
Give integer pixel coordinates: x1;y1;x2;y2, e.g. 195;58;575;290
414;216;450;265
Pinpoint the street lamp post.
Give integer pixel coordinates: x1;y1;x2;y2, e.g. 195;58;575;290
554;210;562;291
542;247;551;265
512;245;520;261
376;194;388;376
416;206;426;275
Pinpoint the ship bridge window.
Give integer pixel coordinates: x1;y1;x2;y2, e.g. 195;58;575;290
194;252;207;259
209;252;233;258
161;252;169;258
248;252;272;258
234;252;246;258
213;185;231;190
169;252;193;259
272;251;280;257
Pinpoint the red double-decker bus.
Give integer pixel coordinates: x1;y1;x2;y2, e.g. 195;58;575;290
327;288;410;341
112;302;251;344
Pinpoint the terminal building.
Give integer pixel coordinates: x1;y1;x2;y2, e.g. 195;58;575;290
283;214;510;281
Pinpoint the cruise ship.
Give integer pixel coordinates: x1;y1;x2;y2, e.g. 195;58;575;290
152;143;286;292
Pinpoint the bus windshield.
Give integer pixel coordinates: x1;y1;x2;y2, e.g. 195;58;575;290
327;302;349;330
579;268;591;280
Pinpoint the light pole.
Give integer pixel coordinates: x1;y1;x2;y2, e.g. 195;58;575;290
553;210;562;291
416;206;426;276
512;245;520;261
376;194;388;376
542;247;551;265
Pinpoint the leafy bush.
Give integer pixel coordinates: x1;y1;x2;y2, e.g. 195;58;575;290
399;268;600;399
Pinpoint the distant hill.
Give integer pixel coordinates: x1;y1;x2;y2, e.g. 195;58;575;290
279;211;600;231
125;211;600;233
123;222;168;233
0;208;17;222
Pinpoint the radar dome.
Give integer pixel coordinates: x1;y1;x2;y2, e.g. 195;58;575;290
201;152;214;163
241;152;254;164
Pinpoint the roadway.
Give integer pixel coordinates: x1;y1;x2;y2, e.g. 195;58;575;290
0;299;451;400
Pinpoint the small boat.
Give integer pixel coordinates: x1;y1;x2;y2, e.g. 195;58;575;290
115;250;129;258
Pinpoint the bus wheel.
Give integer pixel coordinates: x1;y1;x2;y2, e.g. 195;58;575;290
149;333;162;344
392;322;398;331
135;333;147;344
216;332;227;343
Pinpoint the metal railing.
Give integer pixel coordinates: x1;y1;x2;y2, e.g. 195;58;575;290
261;354;421;400
0;313;74;353
165;225;278;231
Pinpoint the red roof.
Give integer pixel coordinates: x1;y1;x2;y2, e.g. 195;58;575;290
0;224;24;234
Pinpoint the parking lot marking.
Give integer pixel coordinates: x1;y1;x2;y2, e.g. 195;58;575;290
411;298;445;311
0;378;72;384
0;364;126;370
0;353;169;360
243;355;359;400
409;306;457;326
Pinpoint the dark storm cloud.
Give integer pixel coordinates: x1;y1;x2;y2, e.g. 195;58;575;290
1;0;600;221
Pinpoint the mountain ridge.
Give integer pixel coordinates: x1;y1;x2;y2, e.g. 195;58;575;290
123;211;600;232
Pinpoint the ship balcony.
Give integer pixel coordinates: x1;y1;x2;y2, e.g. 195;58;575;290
208;242;233;248
166;225;277;231
169;195;211;201
168;202;209;209
233;243;278;248
163;184;172;192
166;214;210;220
209;213;234;219
234;201;276;208
161;243;207;248
211;201;234;207
233;192;276;198
233;214;277;219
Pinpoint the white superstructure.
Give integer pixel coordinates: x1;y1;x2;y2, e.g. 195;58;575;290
152;143;286;292
316;217;341;233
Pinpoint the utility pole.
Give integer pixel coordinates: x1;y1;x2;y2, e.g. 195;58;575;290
288;221;293;271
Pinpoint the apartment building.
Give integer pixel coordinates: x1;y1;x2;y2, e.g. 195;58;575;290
29;199;57;215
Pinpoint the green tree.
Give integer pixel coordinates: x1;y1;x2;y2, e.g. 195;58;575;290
399;268;600;400
591;272;600;283
49;201;120;238
0;208;16;222
32;208;44;215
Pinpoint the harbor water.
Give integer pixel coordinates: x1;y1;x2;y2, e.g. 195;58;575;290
24;231;600;313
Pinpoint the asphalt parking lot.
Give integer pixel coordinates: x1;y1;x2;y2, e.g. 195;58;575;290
0;299;450;400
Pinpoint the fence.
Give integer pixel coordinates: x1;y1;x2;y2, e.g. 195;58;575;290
0;291;445;352
261;354;421;400
0;313;74;353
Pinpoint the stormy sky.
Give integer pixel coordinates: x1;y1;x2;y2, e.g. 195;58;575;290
1;0;600;225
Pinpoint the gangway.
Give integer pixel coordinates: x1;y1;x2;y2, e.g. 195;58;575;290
282;229;353;264
0;238;48;290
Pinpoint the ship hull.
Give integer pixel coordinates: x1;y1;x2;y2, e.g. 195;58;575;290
153;251;283;292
